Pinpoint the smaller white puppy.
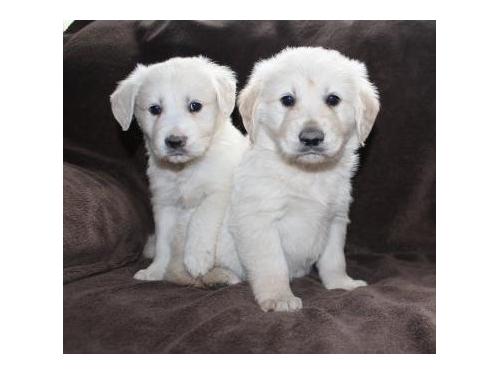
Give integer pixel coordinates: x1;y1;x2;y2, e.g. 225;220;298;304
110;57;247;286
225;47;380;311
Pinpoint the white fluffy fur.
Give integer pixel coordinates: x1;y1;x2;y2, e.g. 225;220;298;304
218;47;380;311
110;57;248;286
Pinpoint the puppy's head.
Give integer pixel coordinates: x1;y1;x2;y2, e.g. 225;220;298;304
239;47;380;166
110;57;236;164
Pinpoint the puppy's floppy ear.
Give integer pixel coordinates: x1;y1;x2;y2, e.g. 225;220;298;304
110;64;147;131
354;62;380;146
212;64;237;118
238;77;260;143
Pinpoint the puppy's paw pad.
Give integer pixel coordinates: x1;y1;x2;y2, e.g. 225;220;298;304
259;296;303;312
133;267;165;281
325;277;367;290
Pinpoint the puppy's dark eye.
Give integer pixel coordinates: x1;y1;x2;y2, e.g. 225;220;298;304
189;101;203;113
149;104;162;115
325;94;341;107
280;95;295;107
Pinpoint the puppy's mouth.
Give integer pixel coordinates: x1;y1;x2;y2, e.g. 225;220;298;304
296;146;326;156
161;149;193;164
166;150;188;156
292;147;330;163
299;149;324;155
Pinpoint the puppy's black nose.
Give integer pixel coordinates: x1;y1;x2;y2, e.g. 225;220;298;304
299;128;325;147
165;135;187;149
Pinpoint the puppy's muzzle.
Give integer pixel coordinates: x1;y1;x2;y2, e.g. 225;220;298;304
165;135;187;149
298;127;324;147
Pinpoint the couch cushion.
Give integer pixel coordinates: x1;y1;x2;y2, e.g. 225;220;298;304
63;160;152;283
64;21;145;162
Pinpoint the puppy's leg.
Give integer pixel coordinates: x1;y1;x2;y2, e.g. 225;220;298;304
184;193;228;278
235;218;302;312
142;234;155;259
317;217;367;290
164;248;204;288
134;207;175;281
216;217;246;280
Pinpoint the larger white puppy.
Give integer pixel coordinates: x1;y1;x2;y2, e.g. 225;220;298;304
225;47;380;311
110;57;248;285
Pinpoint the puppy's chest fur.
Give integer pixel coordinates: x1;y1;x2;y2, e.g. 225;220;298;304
147;159;217;210
147;158;222;254
279;170;350;275
243;150;356;278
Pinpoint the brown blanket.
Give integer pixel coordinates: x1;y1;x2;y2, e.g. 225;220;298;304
64;253;434;353
63;20;435;353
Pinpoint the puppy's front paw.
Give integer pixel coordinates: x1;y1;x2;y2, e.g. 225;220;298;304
259;295;303;312
324;276;367;290
133;265;166;281
184;247;213;278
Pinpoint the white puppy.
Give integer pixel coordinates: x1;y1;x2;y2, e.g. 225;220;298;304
110;57;248;286
221;47;380;311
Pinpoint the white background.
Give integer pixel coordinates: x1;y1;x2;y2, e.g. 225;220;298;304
1;0;499;373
